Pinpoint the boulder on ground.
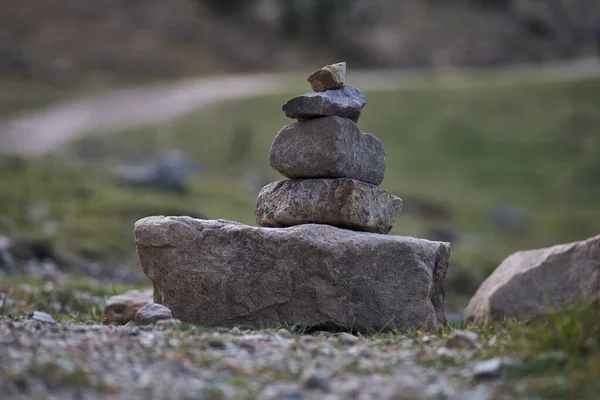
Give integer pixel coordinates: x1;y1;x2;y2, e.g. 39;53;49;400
135;216;450;332
256;179;402;234
464;234;600;324
104;289;153;325
307;62;346;92
282;85;366;122
269;116;385;185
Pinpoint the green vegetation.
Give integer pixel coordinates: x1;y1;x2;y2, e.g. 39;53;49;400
439;300;600;399
0;275;145;322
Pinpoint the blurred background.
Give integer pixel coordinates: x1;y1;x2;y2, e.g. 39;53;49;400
1;0;599;310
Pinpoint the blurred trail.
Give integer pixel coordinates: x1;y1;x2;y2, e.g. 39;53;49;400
0;58;598;156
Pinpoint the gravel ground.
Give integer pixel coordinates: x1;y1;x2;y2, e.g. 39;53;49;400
0;315;519;400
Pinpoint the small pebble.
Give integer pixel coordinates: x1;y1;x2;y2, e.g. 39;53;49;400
338;332;359;345
208;337;226;349
300;368;331;392
472;357;504;379
135;303;173;326
277;328;292;338
29;311;57;324
436;347;457;362
444;330;479;350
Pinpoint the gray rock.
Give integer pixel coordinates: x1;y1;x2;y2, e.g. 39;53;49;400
134;216;450;332
436;347;458;362
135;303;173;326
464;234;600;324
472;357;515;379
116;150;202;193
444;330;479;350
255;179;402;234
337;332;360;345
30;311;57;324
307;62;346;92
269;116;385;185
104;289;153;325
282;85;366;122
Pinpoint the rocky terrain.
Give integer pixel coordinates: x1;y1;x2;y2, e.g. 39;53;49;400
0;313;519;400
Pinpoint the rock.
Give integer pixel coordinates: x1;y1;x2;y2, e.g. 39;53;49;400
282;85;366;122
307;62;346;92
104;289;153;325
29;311;57;324
277;328;293;338
155;318;182;327
300;368;331;392
269;116;385;185
464;234;600;324
116;150;202;193
255;179;402;234
435;347;457;362
134;216;450;332
135;303;173;326
337;332;360;345
472;357;517;379
443;330;479;350
490;205;530;233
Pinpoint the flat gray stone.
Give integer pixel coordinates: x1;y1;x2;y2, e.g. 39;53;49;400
464;234;600;324
269;116;385;185
282;85;366;122
134;216;450;332
255;179;402;234
135;303;173;326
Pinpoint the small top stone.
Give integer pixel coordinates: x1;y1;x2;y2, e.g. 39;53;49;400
307;62;346;92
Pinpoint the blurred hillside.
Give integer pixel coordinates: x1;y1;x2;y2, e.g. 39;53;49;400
1;0;599;85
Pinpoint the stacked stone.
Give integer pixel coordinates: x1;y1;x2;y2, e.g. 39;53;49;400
255;62;403;234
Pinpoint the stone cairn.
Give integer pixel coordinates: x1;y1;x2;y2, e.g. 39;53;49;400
134;63;450;332
255;62;403;235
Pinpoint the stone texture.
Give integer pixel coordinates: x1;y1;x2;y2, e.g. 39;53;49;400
307;62;346;92
269;116;385;185
464;234;600;324
135;303;173;326
134;216;450;332
104;289;153;325
255;179;402;234
282;85;366;122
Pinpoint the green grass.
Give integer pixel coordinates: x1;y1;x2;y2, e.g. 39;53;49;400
454;300;600;399
0;274;147;322
1;76;599;307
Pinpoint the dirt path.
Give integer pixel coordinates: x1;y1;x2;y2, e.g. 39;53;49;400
0;58;598;156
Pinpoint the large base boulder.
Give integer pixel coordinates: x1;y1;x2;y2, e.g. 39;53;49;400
464;234;600;324
135;216;450;332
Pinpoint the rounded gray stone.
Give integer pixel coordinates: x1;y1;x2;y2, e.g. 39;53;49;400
255;178;402;234
269;116;385;185
135;303;173;326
